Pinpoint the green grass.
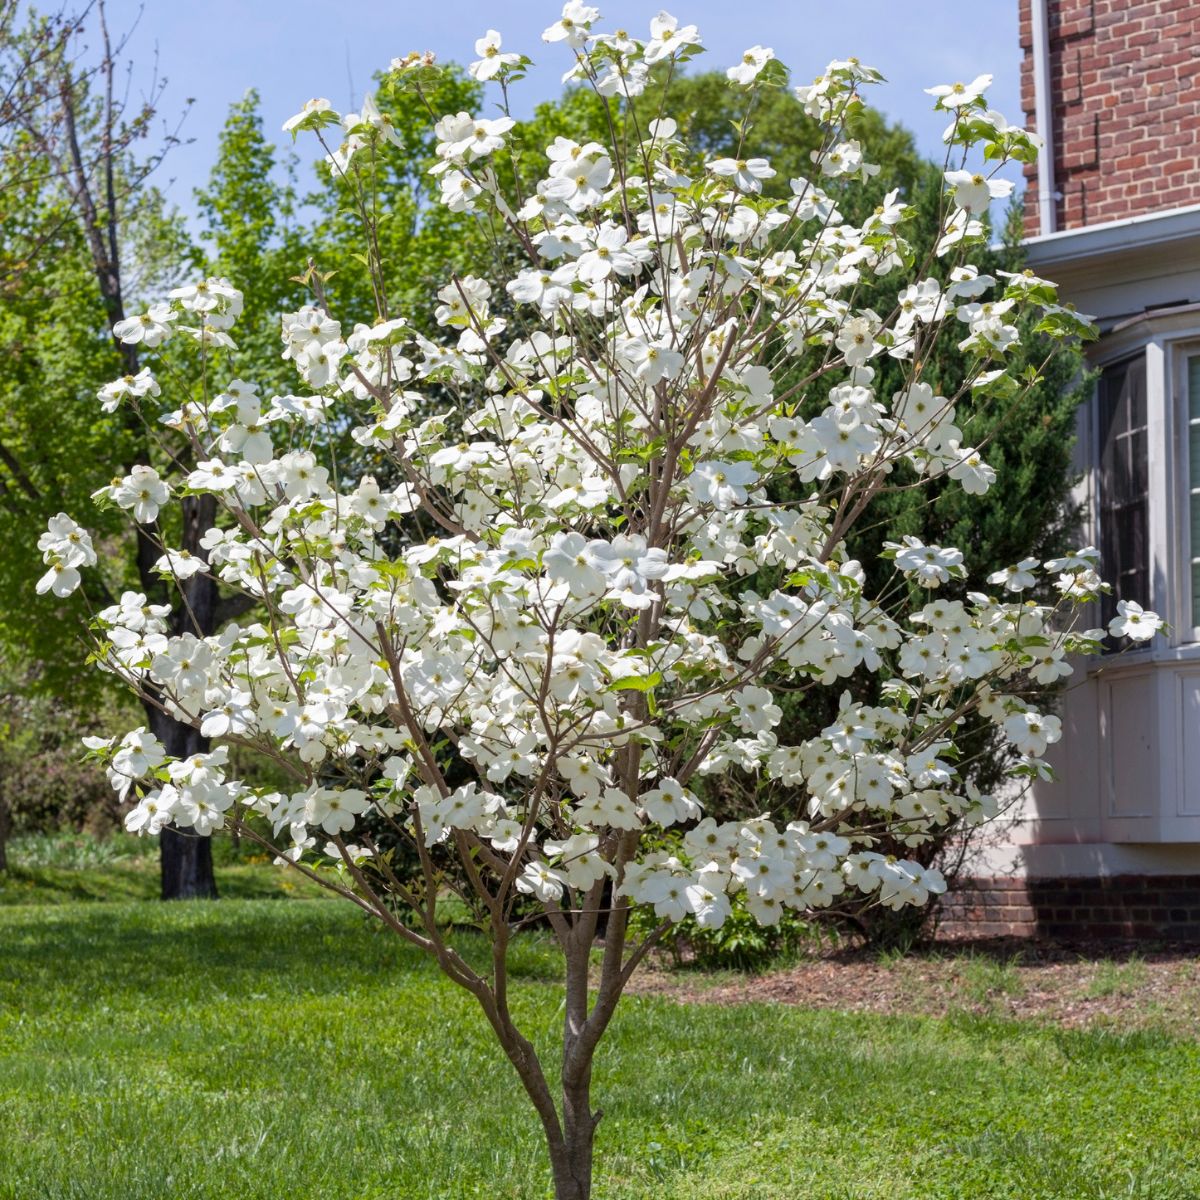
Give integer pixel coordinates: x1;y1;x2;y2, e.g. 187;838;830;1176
1084;957;1149;999
0;860;326;903
0;831;327;905
1;902;1198;1199
7;830;147;869
958;952;1028;1007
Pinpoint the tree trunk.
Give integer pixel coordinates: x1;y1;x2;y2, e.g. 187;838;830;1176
0;795;10;873
159;826;216;900
150;707;217;900
485;989;597;1200
58;56;223;902
550;1084;598;1200
551;932;601;1200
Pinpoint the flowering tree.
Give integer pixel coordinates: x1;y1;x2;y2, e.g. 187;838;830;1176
40;8;1161;1197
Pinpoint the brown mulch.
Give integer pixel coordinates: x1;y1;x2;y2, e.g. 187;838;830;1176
623;936;1200;1036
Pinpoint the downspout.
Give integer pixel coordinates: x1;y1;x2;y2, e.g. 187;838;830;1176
1031;0;1057;234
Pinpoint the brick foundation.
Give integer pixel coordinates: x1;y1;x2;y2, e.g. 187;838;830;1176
940;875;1200;940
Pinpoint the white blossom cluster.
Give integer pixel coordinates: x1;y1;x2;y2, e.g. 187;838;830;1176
43;6;1162;934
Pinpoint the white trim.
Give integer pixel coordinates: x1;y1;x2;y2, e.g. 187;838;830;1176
966;841;1200;880
1090;307;1200;366
1024;202;1200;267
1030;0;1056;236
1148;339;1171;631
1174;670;1200;817
1172;344;1200;643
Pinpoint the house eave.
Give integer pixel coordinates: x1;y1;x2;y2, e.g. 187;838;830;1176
1020;204;1200;327
1022;202;1200;270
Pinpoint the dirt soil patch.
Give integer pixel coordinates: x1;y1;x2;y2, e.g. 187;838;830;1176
625;937;1200;1037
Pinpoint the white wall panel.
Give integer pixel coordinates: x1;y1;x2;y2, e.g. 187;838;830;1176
1177;672;1200;816
1102;672;1157;818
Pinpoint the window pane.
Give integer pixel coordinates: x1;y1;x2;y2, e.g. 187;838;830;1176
1128;358;1147;428
1097;355;1149;636
1130;428;1148;496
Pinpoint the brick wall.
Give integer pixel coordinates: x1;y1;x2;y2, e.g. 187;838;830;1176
1020;0;1200;236
941;875;1200;939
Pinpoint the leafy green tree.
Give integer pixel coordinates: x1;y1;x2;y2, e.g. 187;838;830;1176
194;89;305;389
305;67;486;327
0;187;138;692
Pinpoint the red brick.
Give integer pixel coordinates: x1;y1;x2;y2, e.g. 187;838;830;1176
941;874;1200;941
1022;0;1200;230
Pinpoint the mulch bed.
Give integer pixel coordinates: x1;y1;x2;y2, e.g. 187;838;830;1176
624;936;1200;1036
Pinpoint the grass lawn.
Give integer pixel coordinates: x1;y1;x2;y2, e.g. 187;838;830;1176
2;900;1199;1199
0;832;328;905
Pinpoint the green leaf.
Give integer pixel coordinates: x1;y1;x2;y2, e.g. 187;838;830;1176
607;671;663;693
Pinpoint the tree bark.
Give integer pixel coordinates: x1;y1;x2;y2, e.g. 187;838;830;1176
159;828;216;899
0;795;10;873
151;710;217;901
147;493;221;900
551;1082;598;1200
546;930;604;1200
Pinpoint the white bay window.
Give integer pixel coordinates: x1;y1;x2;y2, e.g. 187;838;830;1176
1188;355;1200;635
1008;202;1200;863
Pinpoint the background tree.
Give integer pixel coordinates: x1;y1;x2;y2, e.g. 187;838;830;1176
194;89;304;388
304;65;486;328
1;1;214;897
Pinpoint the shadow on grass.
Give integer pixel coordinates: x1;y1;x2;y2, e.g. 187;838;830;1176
0;860;329;906
0;901;420;1000
0;899;564;1007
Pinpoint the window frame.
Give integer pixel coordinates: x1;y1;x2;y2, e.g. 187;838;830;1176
1083;312;1200;663
1171;340;1200;645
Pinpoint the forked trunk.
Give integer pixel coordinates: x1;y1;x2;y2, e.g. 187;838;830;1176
490;977;601;1199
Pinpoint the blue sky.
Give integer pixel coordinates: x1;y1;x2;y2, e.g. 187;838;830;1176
100;1;1023;219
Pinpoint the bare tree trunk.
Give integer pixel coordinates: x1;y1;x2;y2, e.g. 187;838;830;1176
151;711;216;900
159;828;216;900
552;1078;598;1200
548;927;605;1199
149;492;220;900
